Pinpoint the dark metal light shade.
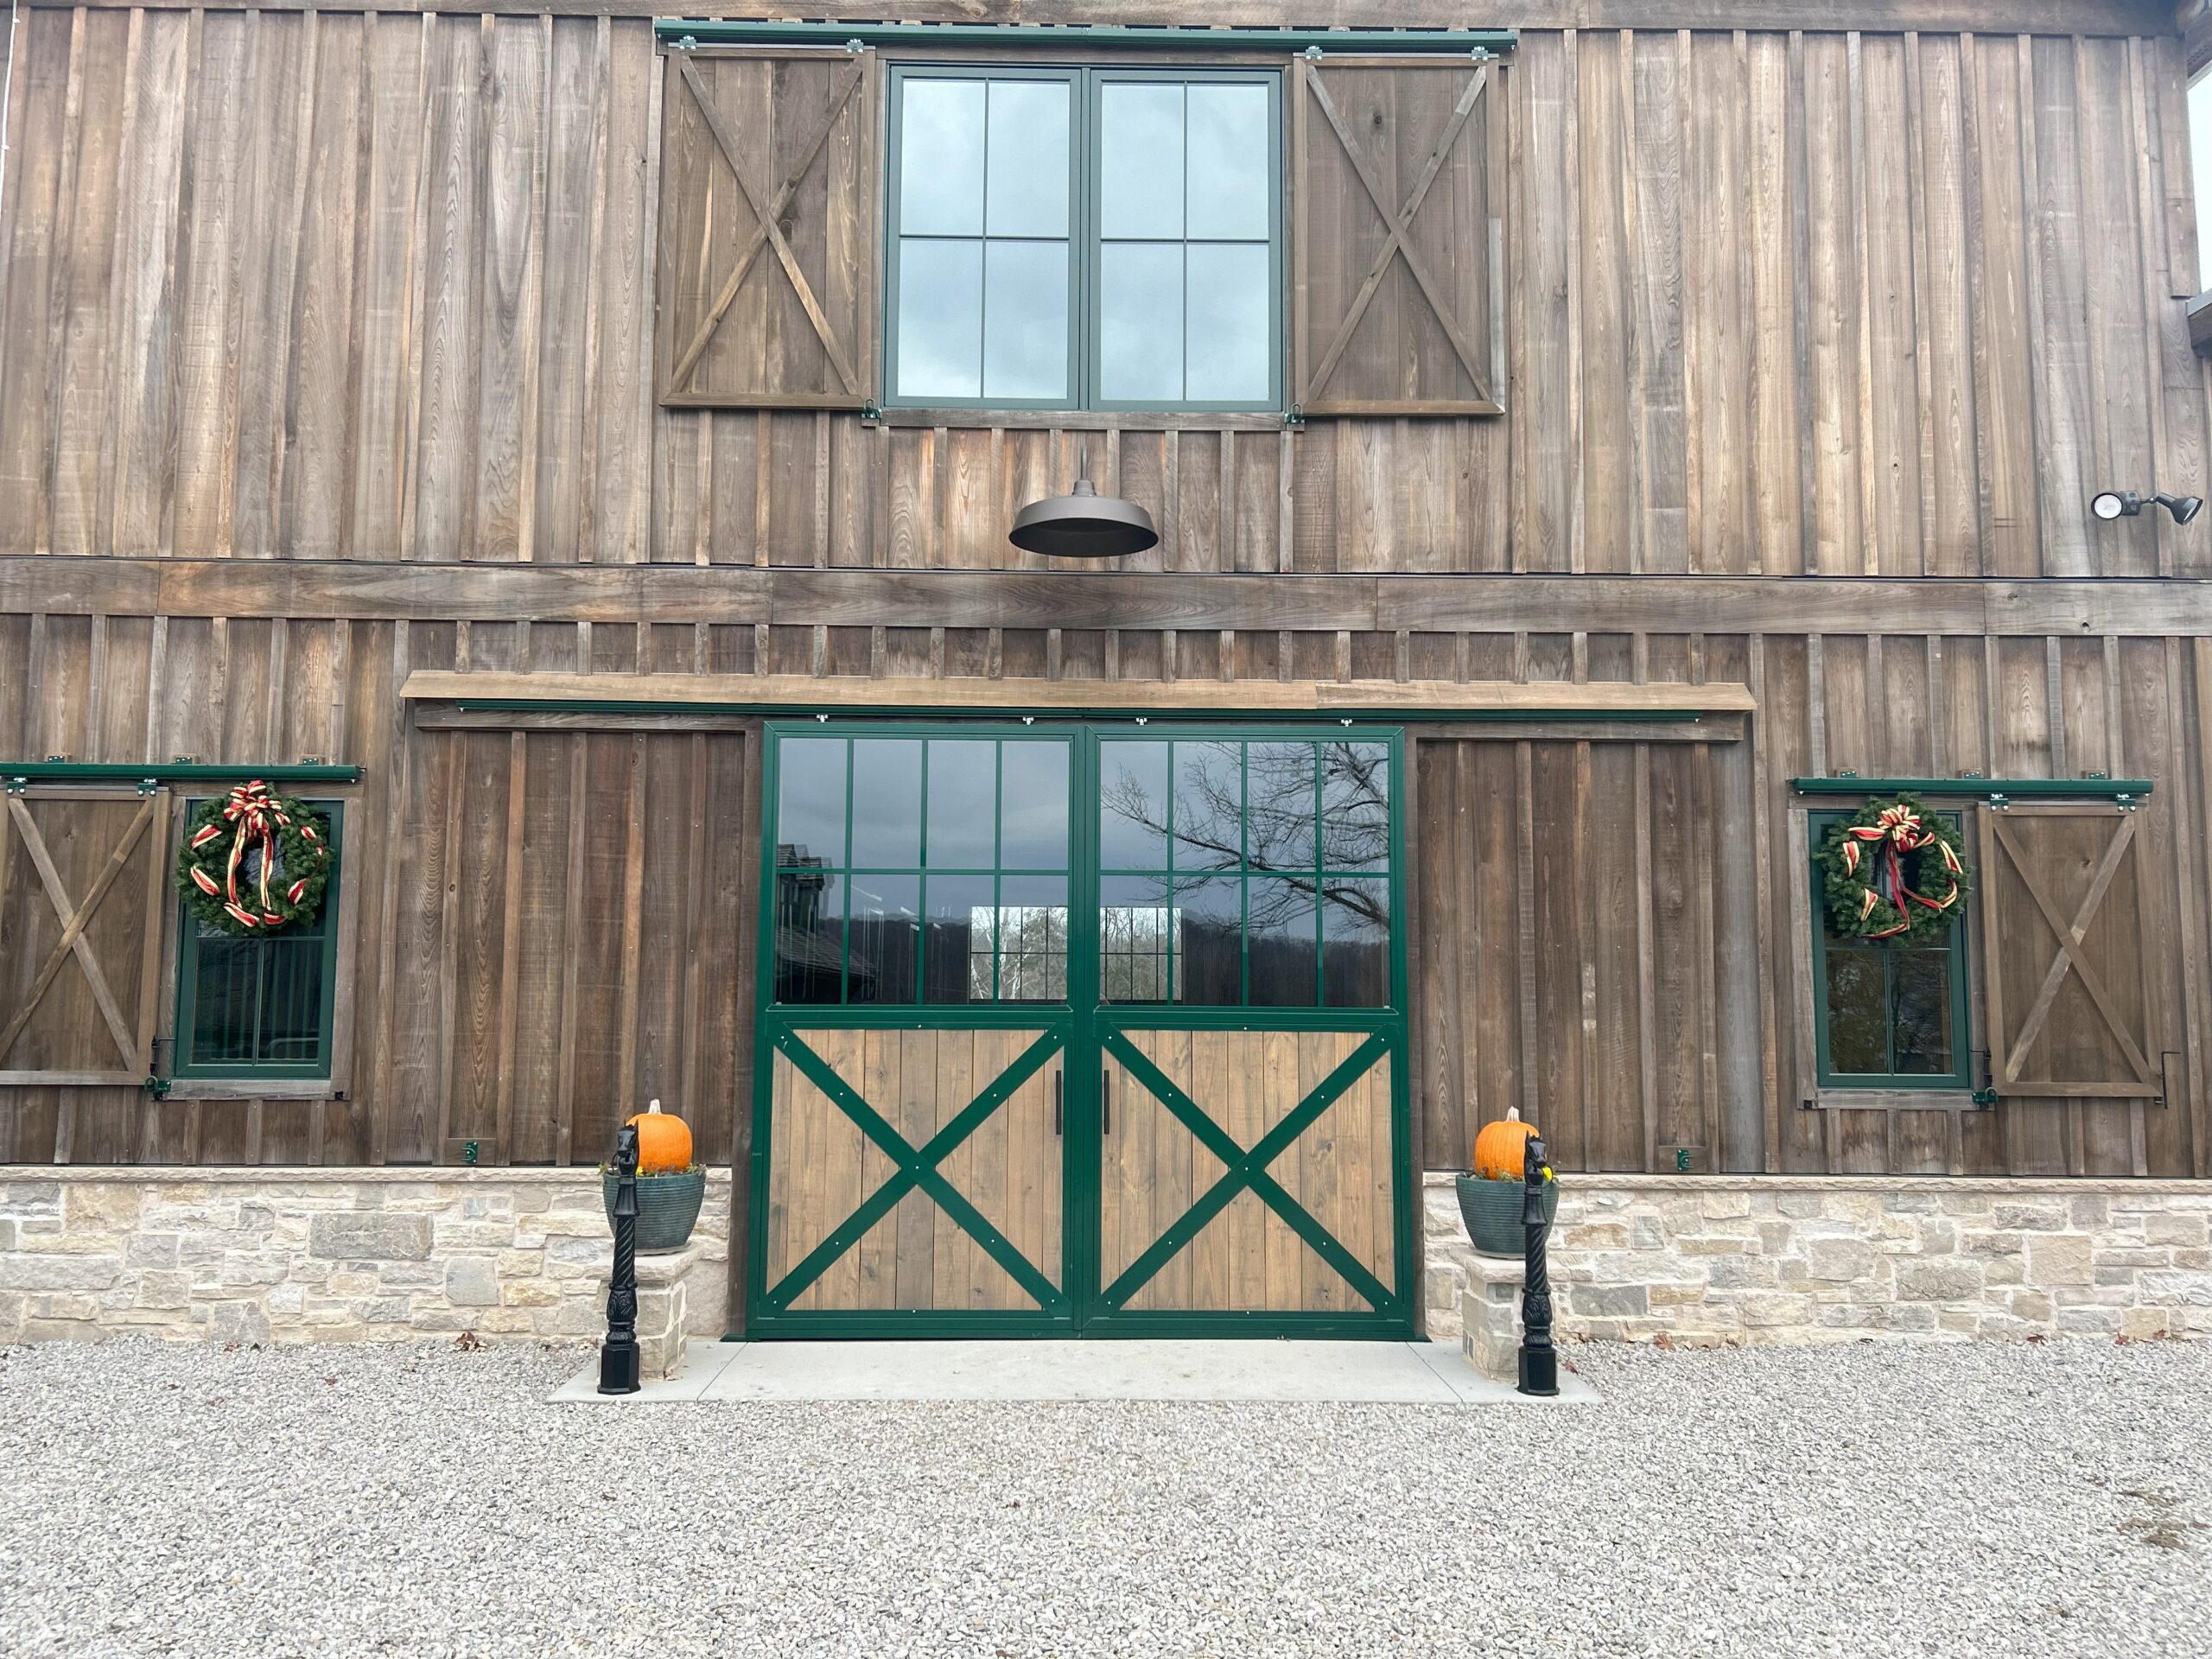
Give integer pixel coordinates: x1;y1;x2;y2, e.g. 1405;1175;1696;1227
1008;477;1158;559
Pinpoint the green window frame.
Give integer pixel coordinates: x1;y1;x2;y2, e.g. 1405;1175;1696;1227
171;800;344;1081
771;733;1075;1008
1808;810;1971;1090
884;63;1283;413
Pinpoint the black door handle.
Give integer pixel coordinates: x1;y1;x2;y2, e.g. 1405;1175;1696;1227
1053;1069;1064;1136
1101;1068;1112;1135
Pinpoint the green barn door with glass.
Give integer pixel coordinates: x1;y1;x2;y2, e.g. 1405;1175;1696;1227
748;724;1413;1337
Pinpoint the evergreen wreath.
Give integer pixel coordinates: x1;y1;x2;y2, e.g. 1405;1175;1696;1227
1817;792;1971;945
175;781;333;938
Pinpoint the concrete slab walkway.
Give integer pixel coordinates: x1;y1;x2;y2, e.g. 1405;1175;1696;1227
549;1338;1599;1404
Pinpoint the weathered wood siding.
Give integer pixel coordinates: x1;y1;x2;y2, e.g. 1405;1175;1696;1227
3;600;2207;1179
1;13;2205;575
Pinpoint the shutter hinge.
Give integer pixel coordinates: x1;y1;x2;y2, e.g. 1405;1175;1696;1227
143;1075;172;1099
1284;404;1306;429
860;399;883;423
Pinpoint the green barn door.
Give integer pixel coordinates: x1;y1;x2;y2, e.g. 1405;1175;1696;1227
1084;732;1413;1336
746;722;1412;1338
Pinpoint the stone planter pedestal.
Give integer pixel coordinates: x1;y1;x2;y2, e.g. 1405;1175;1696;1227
1462;1255;1528;1381
601;1243;703;1381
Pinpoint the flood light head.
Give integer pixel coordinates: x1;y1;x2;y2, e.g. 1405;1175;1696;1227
2156;492;2203;525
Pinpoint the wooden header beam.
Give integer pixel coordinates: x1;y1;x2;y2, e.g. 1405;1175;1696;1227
13;559;2212;639
401;670;1755;719
19;3;2177;38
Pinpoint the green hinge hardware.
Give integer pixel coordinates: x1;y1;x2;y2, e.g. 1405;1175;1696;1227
143;1076;173;1099
1675;1147;1693;1173
1284;404;1306;429
861;400;883;423
461;1141;482;1166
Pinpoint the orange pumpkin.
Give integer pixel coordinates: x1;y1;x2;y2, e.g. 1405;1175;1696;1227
625;1099;694;1175
1472;1107;1539;1182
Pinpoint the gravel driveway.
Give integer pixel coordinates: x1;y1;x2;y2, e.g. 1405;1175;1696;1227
1;1337;2206;1658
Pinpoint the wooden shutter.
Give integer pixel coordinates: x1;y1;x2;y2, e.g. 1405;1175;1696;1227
0;789;170;1086
1977;804;2162;1099
1291;55;1499;416
655;47;880;409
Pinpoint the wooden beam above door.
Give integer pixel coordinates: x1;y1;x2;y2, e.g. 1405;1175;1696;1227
399;670;1755;720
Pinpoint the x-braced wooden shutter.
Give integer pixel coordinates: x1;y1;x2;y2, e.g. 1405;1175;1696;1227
0;788;171;1086
656;45;881;409
1977;804;2163;1099
1291;54;1500;416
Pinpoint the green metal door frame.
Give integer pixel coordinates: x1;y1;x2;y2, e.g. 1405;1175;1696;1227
744;717;1413;1339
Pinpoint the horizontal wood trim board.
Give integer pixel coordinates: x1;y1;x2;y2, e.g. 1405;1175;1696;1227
10;561;2212;637
16;5;2175;37
400;671;1755;716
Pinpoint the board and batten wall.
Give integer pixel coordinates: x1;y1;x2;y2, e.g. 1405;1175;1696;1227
0;10;2207;576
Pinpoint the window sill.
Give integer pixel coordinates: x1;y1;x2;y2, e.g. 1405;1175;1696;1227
870;407;1291;432
161;1078;340;1102
1806;1087;1984;1112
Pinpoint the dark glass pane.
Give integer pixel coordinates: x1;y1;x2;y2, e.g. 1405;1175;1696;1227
777;739;847;869
1891;949;1955;1076
1320;742;1390;872
1099;873;1173;1003
924;874;995;1004
774;870;845;1004
1000;741;1071;870
1247;877;1319;1007
926;740;997;869
1174;876;1242;1006
1823;946;1888;1075
997;874;1068;1003
1100;742;1169;869
1245;741;1317;873
257;938;327;1061
1172;741;1243;875
850;740;923;868
847;875;919;1005
192;930;259;1062
1320;877;1391;1007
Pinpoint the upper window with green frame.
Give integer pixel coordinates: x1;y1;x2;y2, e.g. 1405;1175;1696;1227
172;801;344;1080
886;65;1281;411
1097;736;1393;1010
772;734;1073;1007
1808;810;1971;1090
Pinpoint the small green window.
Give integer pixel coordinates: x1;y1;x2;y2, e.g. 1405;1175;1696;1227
172;801;343;1079
886;65;1281;411
1809;810;1970;1090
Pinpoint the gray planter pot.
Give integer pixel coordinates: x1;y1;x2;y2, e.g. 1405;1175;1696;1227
1455;1173;1557;1259
602;1166;706;1254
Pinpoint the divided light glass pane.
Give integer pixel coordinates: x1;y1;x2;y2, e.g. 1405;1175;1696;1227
1099;741;1169;869
1245;741;1316;874
850;738;922;868
1320;877;1391;1008
1891;950;1955;1075
1099;873;1173;1003
1246;877;1319;1008
1172;740;1243;875
1174;875;1242;1007
847;874;919;1005
1099;81;1185;238
1822;946;1888;1074
986;79;1071;237
983;241;1071;403
895;239;983;401
998;874;1069;1003
1320;741;1390;872
774;871;846;1004
776;738;846;868
1001;741;1071;870
899;79;986;235
262;938;327;1060
925;740;997;869
1099;243;1185;403
1185;243;1271;404
925;874;995;1004
1185;83;1270;239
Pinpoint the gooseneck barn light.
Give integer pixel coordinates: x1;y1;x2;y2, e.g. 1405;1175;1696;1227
2091;488;2203;525
1008;446;1159;560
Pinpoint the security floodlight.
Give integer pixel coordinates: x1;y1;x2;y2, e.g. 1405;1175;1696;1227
2091;488;2201;525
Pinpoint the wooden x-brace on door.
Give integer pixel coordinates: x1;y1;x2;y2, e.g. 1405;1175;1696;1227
0;788;171;1086
1978;804;2161;1098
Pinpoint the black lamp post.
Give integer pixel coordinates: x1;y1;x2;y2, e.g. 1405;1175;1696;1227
598;1122;641;1396
1517;1134;1560;1398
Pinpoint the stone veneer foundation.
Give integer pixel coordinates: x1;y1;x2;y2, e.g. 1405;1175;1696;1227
4;1167;2209;1347
0;1167;730;1346
1424;1173;2212;1345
